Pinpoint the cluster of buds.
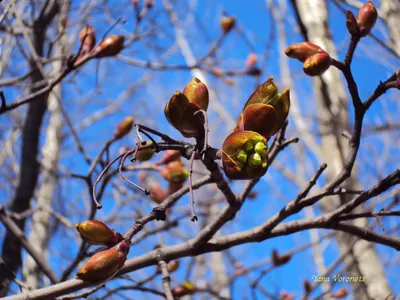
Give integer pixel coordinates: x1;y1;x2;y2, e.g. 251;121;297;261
75;220;129;283
171;281;197;297
346;1;377;37
77;24;125;61
76;241;129;283
285;42;331;76
220;16;236;34
114;116;134;140
221;77;290;180
272;249;292;267
76;220;123;245
164;77;209;139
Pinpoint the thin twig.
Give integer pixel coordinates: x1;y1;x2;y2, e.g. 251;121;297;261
188;151;197;222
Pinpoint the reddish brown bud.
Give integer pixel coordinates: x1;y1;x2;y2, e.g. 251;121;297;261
161;161;189;184
93;35;125;58
357;1;377;37
183;77;209;111
284;42;323;62
157;150;181;165
220;16;236;34
76;241;129;282
303;52;331;76
331;288;348;298
167;182;184;195
346;11;360;36
144;0;154;8
167;260;180;273
149;182;167;204
280;291;295;300
76;220;123;245
272;249;292;267
114;116;134;140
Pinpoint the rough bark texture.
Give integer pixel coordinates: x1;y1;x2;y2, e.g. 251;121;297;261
291;0;392;299
22;4;67;287
0;1;59;296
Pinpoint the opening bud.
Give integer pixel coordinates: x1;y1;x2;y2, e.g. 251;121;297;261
79;25;96;54
114;116;134;140
183;77;209;111
161;161;189;184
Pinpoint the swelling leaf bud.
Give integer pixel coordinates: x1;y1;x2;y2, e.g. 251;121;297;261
303;52;332;76
76;220;123;245
161;161;189;184
76;241;129;283
357;1;377;37
93;35;125;58
183;77;209;111
114;116;134;140
284;42;323;62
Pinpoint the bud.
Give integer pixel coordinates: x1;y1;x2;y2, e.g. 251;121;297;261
280;291;295;300
235;77;290;139
222;131;268;180
145;0;154;9
346;11;360;36
167;182;184;194
135;141;156;161
164;91;206;138
76;241;129;282
157;150;181;165
245;53;258;69
171;281;196;297
167;260;180;273
149;182;167;204
224;78;236;86
211;67;224;77
331;288;348;298
272;249;292;267
357;1;377;37
76;220;123;245
284;42;322;62
303;280;312;294
220;16;236;34
303;52;331;76
93;35;125;58
183;77;209;111
114;116;134;140
79;25;96;54
161;161;189;184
